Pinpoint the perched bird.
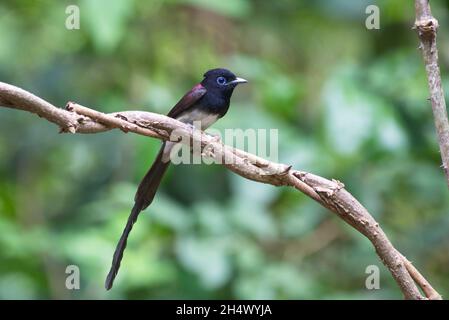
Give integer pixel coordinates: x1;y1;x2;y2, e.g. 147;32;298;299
105;68;247;290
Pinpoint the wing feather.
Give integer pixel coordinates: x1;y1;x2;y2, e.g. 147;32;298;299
167;83;207;118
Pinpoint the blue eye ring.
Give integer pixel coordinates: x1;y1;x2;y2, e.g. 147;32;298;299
216;76;227;85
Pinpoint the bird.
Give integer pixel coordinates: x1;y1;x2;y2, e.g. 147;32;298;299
105;68;247;290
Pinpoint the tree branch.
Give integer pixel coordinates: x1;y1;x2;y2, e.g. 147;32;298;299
0;81;441;299
414;0;449;188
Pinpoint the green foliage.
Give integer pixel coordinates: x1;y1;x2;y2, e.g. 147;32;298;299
0;0;448;299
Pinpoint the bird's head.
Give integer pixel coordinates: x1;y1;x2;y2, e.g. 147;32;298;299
201;68;247;96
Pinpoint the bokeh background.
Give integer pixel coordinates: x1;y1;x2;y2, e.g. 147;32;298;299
0;0;448;299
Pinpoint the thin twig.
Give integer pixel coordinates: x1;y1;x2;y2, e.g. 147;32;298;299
414;0;449;188
400;253;442;300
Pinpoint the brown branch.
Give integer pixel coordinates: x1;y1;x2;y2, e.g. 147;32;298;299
0;81;441;299
400;253;442;300
414;0;449;188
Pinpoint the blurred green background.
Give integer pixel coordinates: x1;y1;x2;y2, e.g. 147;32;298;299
0;0;448;299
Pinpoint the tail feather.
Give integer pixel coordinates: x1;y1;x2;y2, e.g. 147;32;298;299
105;144;170;290
105;200;143;290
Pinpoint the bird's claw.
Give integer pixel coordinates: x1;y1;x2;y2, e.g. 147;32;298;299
209;133;221;143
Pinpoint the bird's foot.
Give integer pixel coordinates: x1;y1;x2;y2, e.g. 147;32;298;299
186;123;196;130
184;123;197;136
208;133;222;143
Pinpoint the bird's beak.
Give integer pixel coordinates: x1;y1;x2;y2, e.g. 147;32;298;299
228;77;248;85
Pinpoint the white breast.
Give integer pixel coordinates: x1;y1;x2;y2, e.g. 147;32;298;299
162;109;219;163
176;109;219;130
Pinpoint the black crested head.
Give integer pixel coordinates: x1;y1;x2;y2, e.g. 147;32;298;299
201;68;247;98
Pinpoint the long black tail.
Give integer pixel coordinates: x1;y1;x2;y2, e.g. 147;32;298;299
105;143;170;290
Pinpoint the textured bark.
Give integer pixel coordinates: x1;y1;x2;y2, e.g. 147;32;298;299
0;81;441;299
414;0;449;188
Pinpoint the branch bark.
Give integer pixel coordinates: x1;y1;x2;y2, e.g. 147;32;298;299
414;0;449;188
0;81;442;299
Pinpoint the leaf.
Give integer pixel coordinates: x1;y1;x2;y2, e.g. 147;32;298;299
323;65;407;155
229;200;277;239
81;0;135;53
175;236;231;289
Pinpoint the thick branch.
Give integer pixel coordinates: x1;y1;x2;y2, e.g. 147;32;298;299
414;0;449;188
0;81;441;299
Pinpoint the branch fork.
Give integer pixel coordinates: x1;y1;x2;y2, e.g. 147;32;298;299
0;44;443;303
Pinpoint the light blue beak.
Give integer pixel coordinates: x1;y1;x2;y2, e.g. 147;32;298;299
228;77;248;85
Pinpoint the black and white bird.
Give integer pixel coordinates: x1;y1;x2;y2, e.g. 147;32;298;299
105;68;247;290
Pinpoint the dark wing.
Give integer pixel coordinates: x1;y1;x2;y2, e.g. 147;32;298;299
167;83;207;118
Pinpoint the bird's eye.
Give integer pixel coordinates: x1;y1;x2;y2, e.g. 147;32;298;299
216;76;227;85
